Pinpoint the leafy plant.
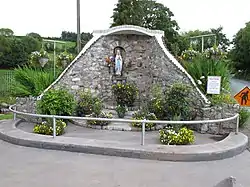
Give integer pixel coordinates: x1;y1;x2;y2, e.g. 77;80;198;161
239;108;250;128
203;45;227;59
33;120;66;136
164;83;193;120
132;110;157;129
184;55;232;94
57;51;75;68
12;66;56;97
87;111;113;126
112;82;138;107
210;93;236;105
57;51;74;61
159;127;194;145
116;105;127;118
30;49;49;60
147;85;165;119
37;88;76;116
76;89;102;117
181;48;200;61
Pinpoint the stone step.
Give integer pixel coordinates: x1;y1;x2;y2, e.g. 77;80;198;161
102;109;135;117
103;103;140;111
102;122;132;131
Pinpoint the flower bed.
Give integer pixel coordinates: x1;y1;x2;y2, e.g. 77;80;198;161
33;120;66;136
159;127;194;145
87;111;113;126
132;110;157;129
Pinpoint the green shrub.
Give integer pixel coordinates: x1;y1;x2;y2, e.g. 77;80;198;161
159;127;194;145
210;94;236;105
164;83;193;120
87;111;113;126
112;82;138;106
33;120;66;136
116;105;127;118
37;89;76;116
239;108;250;128
147;85;165;119
76;89;102;117
132;110;157;129
12;66;56;97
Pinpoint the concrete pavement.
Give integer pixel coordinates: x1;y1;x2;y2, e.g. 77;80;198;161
0;120;248;162
0;138;249;187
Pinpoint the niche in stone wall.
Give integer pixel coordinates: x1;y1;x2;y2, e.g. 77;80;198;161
113;46;126;61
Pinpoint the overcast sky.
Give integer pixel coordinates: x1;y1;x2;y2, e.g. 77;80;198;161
0;0;249;40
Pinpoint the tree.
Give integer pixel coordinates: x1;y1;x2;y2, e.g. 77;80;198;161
111;0;179;50
0;35;41;68
0;28;14;36
81;32;93;47
61;31;77;42
178;27;230;53
210;26;230;51
22;36;42;53
60;31;92;47
0;37;29;68
26;32;42;41
231;22;250;73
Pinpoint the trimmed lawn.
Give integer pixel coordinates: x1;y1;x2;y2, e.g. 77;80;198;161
0;113;13;120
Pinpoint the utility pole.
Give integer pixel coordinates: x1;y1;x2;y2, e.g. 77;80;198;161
77;0;81;53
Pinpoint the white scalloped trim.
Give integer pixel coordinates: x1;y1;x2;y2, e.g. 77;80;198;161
38;35;100;99
155;35;210;104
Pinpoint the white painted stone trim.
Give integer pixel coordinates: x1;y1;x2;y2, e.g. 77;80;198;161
155;35;210;104
38;25;209;104
93;25;164;37
37;35;100;99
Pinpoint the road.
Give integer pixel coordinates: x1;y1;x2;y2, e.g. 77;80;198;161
230;78;250;96
0;139;250;187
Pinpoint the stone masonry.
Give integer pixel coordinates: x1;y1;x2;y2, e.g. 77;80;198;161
54;34;205;108
13;26;240;135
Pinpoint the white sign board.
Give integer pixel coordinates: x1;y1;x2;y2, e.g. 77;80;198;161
207;76;221;94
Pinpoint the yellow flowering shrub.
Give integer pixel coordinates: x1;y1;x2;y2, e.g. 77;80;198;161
159;127;194;145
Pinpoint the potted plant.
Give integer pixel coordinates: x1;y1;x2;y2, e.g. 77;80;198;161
57;51;74;68
38;49;49;67
116;105;127;118
30;49;49;67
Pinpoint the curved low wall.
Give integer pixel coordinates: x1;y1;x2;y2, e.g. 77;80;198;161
0;119;248;162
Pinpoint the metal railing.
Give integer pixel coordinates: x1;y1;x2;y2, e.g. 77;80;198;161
9;105;240;146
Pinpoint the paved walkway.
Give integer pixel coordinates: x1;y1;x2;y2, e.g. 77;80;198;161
0;138;249;187
17;122;225;145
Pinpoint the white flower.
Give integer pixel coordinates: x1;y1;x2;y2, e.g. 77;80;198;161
197;80;202;85
200;76;205;79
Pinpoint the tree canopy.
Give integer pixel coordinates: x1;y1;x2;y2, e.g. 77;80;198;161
177;27;230;53
0;28;41;69
111;0;179;50
231;22;250;73
0;28;14;37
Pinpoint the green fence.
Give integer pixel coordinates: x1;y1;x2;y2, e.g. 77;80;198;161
0;70;14;96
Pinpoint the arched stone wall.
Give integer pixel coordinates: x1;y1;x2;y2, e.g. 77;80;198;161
53;34;205;108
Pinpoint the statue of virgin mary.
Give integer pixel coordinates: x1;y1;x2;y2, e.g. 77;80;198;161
115;49;123;76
